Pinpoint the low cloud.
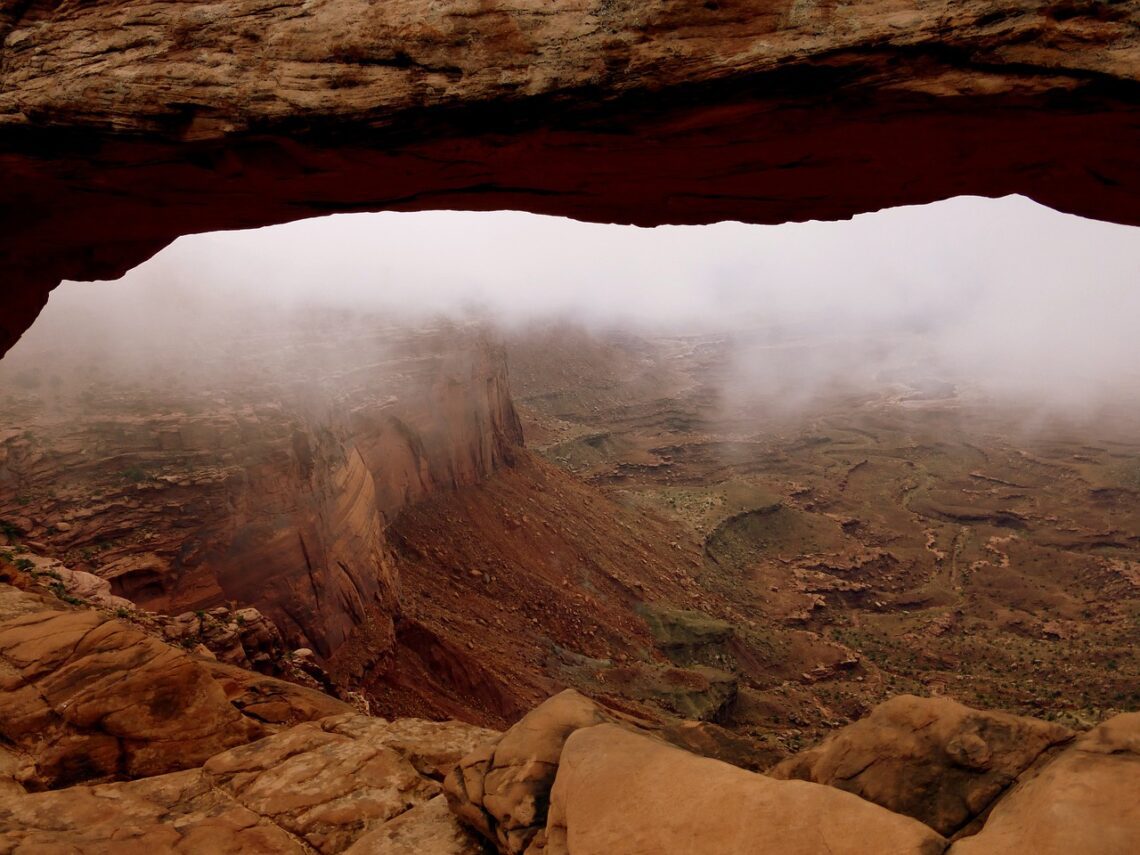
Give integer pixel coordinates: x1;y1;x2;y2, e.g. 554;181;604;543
6;194;1139;419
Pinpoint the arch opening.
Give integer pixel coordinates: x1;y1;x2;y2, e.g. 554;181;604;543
2;198;1138;731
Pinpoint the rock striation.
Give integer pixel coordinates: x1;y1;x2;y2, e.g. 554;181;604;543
0;712;496;854
0;401;399;658
0;563;498;851
0;323;522;661
1;1;1139;353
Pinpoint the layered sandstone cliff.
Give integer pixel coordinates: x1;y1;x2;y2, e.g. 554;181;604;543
0;321;522;659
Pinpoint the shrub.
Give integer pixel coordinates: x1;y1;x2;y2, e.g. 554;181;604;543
122;465;148;483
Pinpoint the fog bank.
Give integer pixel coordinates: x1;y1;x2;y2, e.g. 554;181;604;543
5;195;1139;416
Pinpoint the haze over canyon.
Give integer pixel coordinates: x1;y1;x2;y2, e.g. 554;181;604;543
1;195;1138;853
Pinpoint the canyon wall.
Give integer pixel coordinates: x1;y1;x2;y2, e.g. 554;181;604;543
0;407;395;657
0;323;523;657
1;0;1138;354
351;335;523;521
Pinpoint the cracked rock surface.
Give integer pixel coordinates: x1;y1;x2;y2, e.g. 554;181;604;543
0;713;496;854
948;712;1140;855
444;689;618;854
0;583;351;791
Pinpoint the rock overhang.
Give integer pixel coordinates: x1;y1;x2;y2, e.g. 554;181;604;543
1;0;1138;355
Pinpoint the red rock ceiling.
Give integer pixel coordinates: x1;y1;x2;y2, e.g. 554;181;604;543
1;0;1137;355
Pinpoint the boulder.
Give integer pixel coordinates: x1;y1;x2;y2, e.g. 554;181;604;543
444;689;617;854
537;723;947;855
770;694;1073;835
949;712;1140;854
27;554;135;610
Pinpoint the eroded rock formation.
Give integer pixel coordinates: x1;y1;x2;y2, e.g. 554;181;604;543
0;713;496;854
445;689;621;853
445;687;1140;855
2;1;1139;353
1;570;1137;855
444;689;947;855
0;568;495;850
539;724;947;855
770;694;1075;836
0;580;350;792
948;712;1140;855
0;323;522;660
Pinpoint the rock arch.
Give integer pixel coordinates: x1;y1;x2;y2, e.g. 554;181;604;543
1;0;1137;353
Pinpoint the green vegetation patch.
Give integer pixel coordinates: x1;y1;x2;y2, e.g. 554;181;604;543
121;464;149;483
641;603;735;664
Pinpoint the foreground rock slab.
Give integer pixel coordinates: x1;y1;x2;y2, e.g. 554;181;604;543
445;689;954;855
0;603;264;789
770;694;1074;836
537;723;947;855
0;585;353;791
0;713;496;854
949;712;1140;855
0;768;306;854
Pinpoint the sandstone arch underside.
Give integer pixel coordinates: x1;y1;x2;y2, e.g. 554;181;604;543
1;0;1138;354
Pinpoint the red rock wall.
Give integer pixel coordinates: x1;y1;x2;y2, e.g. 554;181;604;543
0;328;523;657
352;337;523;521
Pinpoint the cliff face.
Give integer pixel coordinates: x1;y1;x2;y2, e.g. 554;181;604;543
351;336;523;521
1;0;1138;354
0;323;523;657
0;408;394;657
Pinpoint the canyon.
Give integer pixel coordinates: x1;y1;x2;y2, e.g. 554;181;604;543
0;317;520;663
1;310;1138;851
